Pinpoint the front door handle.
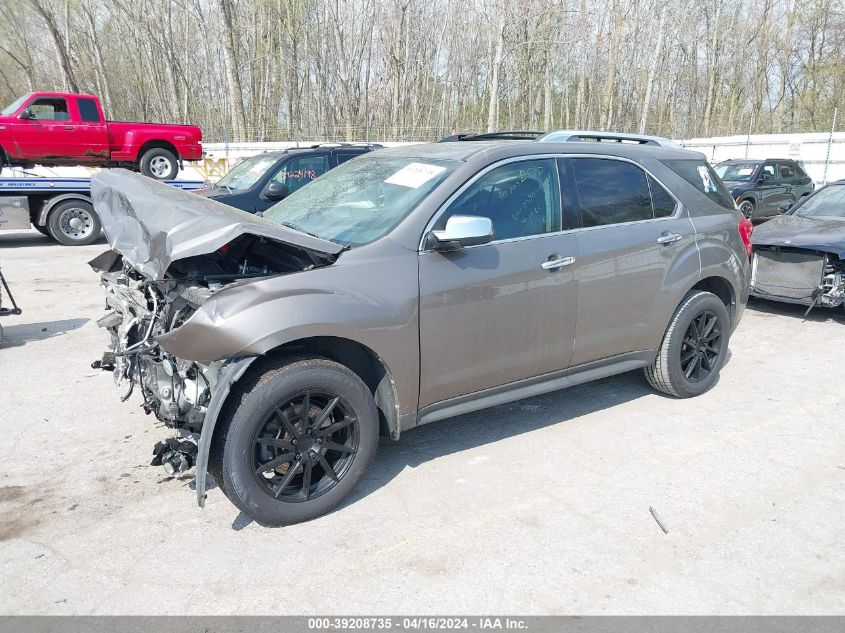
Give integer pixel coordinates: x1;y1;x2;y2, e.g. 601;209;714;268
657;233;682;245
541;256;575;270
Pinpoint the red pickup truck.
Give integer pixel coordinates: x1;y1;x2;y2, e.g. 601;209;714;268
0;92;202;180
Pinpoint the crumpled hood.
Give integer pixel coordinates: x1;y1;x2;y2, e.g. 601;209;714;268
753;213;845;258
91;170;343;280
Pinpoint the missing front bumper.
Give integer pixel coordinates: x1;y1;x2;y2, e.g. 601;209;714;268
751;248;845;308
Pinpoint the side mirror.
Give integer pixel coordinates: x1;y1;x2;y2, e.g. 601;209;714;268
18;108;34;120
429;215;494;250
778;201;793;213
265;182;290;201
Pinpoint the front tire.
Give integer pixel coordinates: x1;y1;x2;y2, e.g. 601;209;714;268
645;291;730;398
210;358;379;526
738;199;755;220
139;147;178;180
47;200;101;246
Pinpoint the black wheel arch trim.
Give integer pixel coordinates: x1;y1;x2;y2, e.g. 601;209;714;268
194;356;258;507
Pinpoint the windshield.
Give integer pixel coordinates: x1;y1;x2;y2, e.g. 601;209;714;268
714;162;759;182
792;184;845;220
1;94;29;116
263;154;460;246
216;153;280;190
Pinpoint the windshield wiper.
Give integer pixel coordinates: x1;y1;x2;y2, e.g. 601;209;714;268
214;183;234;193
279;221;321;239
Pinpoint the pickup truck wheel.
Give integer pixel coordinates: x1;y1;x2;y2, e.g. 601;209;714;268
139;148;178;180
210;358;378;526
33;223;52;238
645;290;730;398
47;200;101;246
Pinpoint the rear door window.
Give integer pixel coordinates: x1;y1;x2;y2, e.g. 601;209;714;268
570;158;653;226
648;175;677;218
778;162;796;179
662;159;736;210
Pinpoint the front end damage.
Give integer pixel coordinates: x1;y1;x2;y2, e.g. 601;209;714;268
92;250;218;437
88;170;344;503
750;246;845;311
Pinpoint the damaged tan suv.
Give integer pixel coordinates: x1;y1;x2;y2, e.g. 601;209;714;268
90;136;752;525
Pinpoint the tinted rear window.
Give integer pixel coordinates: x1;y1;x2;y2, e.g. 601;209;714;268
648;175;677;217
571;158;653;227
77;98;101;123
664;159;735;209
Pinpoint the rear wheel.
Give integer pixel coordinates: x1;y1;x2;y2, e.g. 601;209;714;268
139;147;178;180
645;290;730;398
33;223;53;238
210;358;379;526
47;200;101;246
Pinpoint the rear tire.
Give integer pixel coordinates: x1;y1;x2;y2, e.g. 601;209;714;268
139;147;178;180
46;200;101;246
210;358;379;526
645;290;730;398
33;223;52;238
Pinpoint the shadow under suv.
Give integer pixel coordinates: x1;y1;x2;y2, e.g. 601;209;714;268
90;137;752;525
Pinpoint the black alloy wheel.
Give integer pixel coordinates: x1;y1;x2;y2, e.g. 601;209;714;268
210;357;379;526
251;390;359;502
679;310;722;383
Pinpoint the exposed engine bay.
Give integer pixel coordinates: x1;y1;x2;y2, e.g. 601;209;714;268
90;234;335;472
751;245;845;311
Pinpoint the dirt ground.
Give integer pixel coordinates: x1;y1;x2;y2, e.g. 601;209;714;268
1;228;843;615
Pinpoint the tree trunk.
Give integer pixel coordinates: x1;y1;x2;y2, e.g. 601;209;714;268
216;0;246;141
639;5;667;134
487;13;505;133
27;0;79;92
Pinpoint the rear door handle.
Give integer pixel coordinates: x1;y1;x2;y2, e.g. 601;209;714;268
541;256;575;270
657;233;682;245
63;125;74;130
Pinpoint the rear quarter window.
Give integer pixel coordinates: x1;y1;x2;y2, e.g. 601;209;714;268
664;159;735;210
77;98;102;123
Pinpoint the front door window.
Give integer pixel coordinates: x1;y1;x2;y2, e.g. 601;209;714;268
272;155;329;194
28;98;70;121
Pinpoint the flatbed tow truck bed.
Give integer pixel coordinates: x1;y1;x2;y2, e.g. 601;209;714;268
0;176;203;246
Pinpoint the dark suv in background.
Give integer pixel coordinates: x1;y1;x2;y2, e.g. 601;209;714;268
195;143;380;213
90;133;752;526
714;158;814;220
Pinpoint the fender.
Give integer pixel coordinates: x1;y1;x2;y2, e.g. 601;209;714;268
738;191;758;206
36;192;94;226
155;248;421;418
194;356;257;507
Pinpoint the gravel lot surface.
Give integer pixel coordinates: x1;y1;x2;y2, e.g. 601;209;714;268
1;228;843;615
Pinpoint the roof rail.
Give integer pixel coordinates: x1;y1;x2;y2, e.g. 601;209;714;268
305;142;383;149
537;130;681;148
437;131;545;143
